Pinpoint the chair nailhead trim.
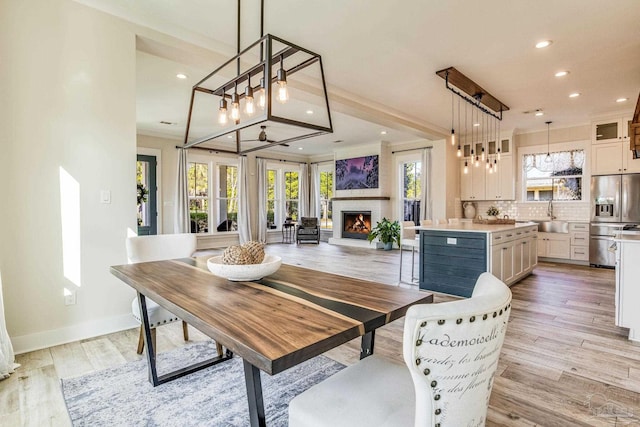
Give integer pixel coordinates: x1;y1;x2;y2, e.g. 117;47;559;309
423;368;430;375
416;358;421;366
420;321;427;327
434;394;440;400
431;380;437;387
470;316;476;322
483;314;488;320
456;318;462;324
435;409;441;415
438;319;445;325
493;312;497;318
499;309;503;315
435;424;441;427
416;339;422;346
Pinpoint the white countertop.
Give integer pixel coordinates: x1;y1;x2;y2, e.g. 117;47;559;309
413;222;538;234
614;233;640;243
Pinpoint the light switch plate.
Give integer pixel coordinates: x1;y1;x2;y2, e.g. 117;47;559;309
100;190;111;204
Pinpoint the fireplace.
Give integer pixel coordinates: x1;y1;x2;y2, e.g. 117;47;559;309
342;211;372;240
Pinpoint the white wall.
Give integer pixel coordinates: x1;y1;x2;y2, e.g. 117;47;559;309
0;0;138;353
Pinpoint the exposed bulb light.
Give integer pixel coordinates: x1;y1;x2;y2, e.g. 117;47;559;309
380;130;387;135
244;79;255;115
494;158;498;172
306;110;314;115
475;156;479;167
257;77;266;109
463;161;468;174
497;148;501;161
486;158;490;169
230;91;240;122
456;145;462;157
569;93;581;98
451;129;456;146
535;40;552;49
276;56;288;103
473;123;480;127
616;98;628;103
481;147;485;161
218;96;228;124
554;70;569;77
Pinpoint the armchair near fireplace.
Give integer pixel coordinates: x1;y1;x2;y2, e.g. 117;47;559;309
296;217;320;244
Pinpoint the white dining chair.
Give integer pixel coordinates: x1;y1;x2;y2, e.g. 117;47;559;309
420;219;433;227
126;233;222;356
289;272;512;427
399;221;419;284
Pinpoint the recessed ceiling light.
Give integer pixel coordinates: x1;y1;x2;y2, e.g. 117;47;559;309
535;40;552;49
569;92;581;98
554;70;569;77
176;73;188;79
473;123;480;127
298;147;303;150
306;110;314;115
535;111;544;116
616;98;628;103
227;135;233;139
380;130;387;135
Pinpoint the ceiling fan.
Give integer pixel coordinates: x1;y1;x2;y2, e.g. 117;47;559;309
241;126;289;147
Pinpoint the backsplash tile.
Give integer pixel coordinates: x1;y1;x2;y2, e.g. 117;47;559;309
466;200;590;222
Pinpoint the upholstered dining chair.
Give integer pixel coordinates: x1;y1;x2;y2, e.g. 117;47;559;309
126;233;222;356
289;272;512;427
420;219;433;227
399;220;419;283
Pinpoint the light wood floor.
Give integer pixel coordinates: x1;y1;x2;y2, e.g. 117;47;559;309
1;242;639;426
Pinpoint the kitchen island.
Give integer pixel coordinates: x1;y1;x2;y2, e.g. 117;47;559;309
613;233;640;342
417;222;538;297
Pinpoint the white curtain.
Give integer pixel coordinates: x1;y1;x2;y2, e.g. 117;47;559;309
309;163;321;219
421;148;432;221
0;271;19;381
238;156;252;243
175;148;190;233
298;163;310;218
256;158;267;242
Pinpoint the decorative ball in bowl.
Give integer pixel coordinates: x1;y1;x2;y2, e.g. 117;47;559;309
207;254;282;281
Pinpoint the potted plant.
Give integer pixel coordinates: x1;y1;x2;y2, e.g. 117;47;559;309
486;205;500;220
367;217;401;250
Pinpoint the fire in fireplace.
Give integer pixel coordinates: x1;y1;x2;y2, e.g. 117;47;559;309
342;211;372;240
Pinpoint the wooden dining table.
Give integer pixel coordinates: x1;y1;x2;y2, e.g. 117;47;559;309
110;256;433;427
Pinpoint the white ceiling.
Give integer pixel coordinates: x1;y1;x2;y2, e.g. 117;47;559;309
78;0;640;156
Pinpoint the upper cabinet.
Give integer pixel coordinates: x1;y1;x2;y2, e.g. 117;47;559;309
592;115;640;175
460;132;515;201
592;116;632;144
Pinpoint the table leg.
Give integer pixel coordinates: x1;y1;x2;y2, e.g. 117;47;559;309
243;359;266;427
137;292;233;387
360;330;376;359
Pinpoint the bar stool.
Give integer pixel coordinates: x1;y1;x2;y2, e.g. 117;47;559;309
399;221;419;284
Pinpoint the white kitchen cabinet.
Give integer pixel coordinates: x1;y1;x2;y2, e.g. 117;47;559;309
485;154;515;200
592;140;640;175
569;223;589;262
490;225;537;285
460;159;486;200
537;232;570;259
614;235;640;342
592;116;632;144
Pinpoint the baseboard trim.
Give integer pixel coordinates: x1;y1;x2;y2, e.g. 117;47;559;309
12;314;139;355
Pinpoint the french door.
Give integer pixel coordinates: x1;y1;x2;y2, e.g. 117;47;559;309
137;154;157;235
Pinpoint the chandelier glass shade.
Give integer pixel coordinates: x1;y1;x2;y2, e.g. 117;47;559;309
182;34;333;154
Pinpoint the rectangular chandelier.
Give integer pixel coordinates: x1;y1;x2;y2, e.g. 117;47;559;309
182;34;333;154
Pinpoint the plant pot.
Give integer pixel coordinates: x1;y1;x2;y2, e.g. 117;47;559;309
383;241;393;250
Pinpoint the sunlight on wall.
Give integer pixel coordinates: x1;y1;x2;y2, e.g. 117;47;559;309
126;227;138;238
59;167;82;287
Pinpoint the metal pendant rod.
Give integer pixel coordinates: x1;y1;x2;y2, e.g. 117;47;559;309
445;80;503;121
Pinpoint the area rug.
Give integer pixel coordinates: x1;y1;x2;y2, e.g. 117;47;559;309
61;341;345;426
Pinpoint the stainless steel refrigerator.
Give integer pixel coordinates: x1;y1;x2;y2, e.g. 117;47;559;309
590;174;640;267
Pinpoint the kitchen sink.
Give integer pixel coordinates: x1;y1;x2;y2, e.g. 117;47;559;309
536;221;569;233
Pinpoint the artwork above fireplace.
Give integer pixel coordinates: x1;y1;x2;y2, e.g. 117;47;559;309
342;211;372;240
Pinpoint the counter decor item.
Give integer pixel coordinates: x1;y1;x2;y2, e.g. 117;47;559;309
486;205;500;220
208;241;281;281
463;202;476;219
367;217;401;250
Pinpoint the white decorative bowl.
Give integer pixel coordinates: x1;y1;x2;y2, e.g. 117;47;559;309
207;254;282;281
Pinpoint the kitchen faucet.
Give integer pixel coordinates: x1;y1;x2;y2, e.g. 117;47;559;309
547;199;556;220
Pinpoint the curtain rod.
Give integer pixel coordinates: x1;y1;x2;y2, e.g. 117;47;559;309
256;156;305;164
391;146;433;154
175;145;246;156
310;160;333;165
